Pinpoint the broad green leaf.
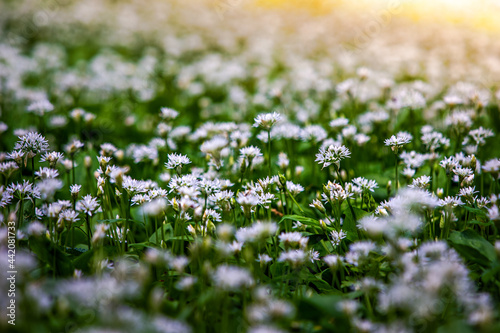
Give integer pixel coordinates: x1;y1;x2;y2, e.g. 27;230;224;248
279;214;321;228
60;228;89;247
343;207;370;241
448;229;496;267
30;236;74;277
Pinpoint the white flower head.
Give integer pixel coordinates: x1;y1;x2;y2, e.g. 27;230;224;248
253;112;281;130
315;144;351;169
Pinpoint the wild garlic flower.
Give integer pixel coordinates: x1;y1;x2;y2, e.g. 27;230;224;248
76;194;101;216
38;179;63;201
286;181;304;196
165;153;191;173
421;131;450;152
35;167;59;179
0;186;13;207
213;265;254;291
482;158;500;177
240;146;262;162
352;177;378;193
279;232;308;248
401;167;416;179
278;249;308;268
440;156;459;175
159;107;179;121
59;209;80;225
253;112;281;130
329;117;349;129
236;191;260;217
300;125;327;143
0;161;19;178
310;198;326;214
324;254;342;269
40;151;64;167
99;143;118;157
408;175;431;189
27;99;54;116
203;208;222;223
331;230;347;247
466;127;494;146
64;139;84;155
141;198;167;217
235;221;278;244
315;144;351;169
276;152;289;169
70;184;81;199
14;132;49;158
9;180;40;199
439;196;464;211
384;132;412;153
322;180;352;204
458;186;478;204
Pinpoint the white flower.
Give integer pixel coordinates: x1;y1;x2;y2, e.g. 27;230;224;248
35;167;59;179
165;153;191;173
76;194;101;216
352;177;378;193
324;254;341;269
278;249;308;267
64;139;84;155
331;230;347;247
279;232;307;248
408;175;431;189
141;198;167;216
27;99;54;116
40;151;64;167
14;132;49;158
159;107;179;120
384;132;412;152
253;112;281;130
37;179;63;201
240;146;262;161
276;152;289;169
315;144;351;169
213;265;254;291
235;221;278;244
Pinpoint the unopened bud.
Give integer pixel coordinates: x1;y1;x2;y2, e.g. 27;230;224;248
84;156;92;169
171;198;179;212
319;219;327;230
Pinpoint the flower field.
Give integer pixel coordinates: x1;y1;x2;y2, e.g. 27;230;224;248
1;0;500;332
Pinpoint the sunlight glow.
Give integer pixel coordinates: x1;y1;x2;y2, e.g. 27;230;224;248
253;0;500;32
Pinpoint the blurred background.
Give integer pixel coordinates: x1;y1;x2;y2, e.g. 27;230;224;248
1;0;500;147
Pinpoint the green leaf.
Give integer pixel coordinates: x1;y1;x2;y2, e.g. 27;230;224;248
448;229;496;267
149;223;175;244
60;228;89;247
96;218;127;224
463;206;487;219
343;207;370;241
72;248;95;274
279;215;321;228
295;293;350;330
29;236;75;277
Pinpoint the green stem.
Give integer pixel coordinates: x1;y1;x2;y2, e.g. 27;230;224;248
85;213;92;249
267;130;272;178
394;154;399;192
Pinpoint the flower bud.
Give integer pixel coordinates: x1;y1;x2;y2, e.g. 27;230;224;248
84;156;92;169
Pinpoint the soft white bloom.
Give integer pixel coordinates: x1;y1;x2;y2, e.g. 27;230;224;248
253;112;281;130
315;144;351;169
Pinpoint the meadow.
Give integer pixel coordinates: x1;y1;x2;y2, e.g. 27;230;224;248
1;1;500;332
